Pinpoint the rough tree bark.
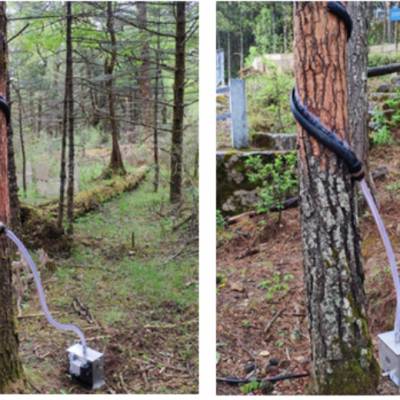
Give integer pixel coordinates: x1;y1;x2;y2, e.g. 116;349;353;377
169;1;186;204
66;1;74;235
137;2;152;141
15;86;26;195
105;1;125;175
57;2;72;229
153;6;161;193
347;2;375;205
5;36;20;231
293;2;379;394
0;2;23;391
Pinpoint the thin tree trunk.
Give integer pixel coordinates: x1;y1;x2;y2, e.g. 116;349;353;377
37;98;42;134
105;2;125;175
57;5;71;229
169;2;186;204
293;2;379;394
66;1;74;235
15;87;26;195
6;71;20;231
0;3;23;391
227;31;231;82
137;1;152;141
153;7;161;192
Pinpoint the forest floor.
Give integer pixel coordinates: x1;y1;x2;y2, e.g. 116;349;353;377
217;143;400;395
16;178;198;394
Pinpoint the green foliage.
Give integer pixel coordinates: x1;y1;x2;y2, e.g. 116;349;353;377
245;152;298;217
240;380;261;395
216;209;225;229
258;272;293;301
369;86;400;146
252;3;293;55
246;61;295;133
368;52;400;67
386;181;400;193
372;125;393;146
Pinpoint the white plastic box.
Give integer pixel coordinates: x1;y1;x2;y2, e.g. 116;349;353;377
378;331;400;385
67;343;105;389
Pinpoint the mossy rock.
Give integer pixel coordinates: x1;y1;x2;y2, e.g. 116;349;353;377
216;150;289;214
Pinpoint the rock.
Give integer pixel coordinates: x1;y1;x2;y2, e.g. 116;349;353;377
231;282;245;292
259;350;270;357
391;76;400;87
260;379;274;394
244;362;256;374
372;165;389;181
251;133;297;151
216;150;292;214
279;359;290;369
268;357;280;366
294;355;308;364
377;83;392;93
222;189;259;214
290;329;302;342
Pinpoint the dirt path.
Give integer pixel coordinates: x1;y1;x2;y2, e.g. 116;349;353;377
17;179;198;394
217;144;400;395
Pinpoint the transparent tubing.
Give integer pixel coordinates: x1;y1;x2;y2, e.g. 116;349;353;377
360;179;400;342
5;228;87;357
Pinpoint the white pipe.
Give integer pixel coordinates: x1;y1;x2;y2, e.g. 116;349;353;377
360;179;400;342
2;225;87;357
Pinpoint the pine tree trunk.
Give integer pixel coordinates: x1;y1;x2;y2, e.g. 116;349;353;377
169;1;186;204
105;1;125;175
293;2;379;394
347;2;376;209
1;8;20;232
0;3;23;391
57;4;71;229
347;2;371;181
15;87;26;195
227;31;231;82
66;1;74;235
137;1;152;141
153;7;161;193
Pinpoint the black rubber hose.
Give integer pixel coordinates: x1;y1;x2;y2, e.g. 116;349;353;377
291;2;364;180
290;90;364;179
217;372;309;385
327;1;352;40
0;95;10;125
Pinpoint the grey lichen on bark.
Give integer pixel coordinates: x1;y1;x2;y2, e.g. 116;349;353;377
294;2;379;394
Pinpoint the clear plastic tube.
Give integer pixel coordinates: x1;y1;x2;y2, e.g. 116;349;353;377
5;228;87;357
360;179;400;342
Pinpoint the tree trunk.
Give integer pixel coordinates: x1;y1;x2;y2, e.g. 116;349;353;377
347;2;376;207
169;2;186;204
293;2;379;394
15;87;26;195
66;1;74;235
57;4;71;229
0;3;23;391
153;7;161;193
227;31;231;82
6;65;20;231
105;2;125;175
137;1;152;141
36;97;42;135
